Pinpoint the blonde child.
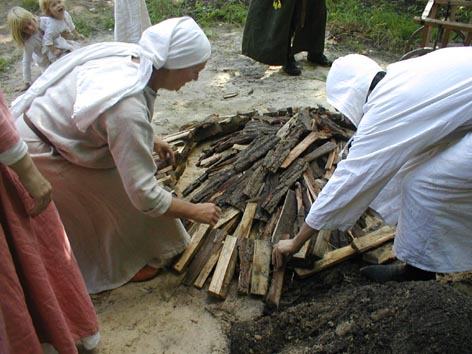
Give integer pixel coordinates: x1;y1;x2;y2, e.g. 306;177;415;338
7;6;51;92
39;0;84;62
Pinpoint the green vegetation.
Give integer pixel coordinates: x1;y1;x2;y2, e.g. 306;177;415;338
327;0;423;53
19;0;40;13
0;57;15;73
145;1;247;27
145;0;423;53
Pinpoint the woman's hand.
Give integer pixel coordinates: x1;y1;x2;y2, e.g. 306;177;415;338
191;203;221;227
165;199;221;227
10;154;52;216
272;238;300;270
154;136;175;166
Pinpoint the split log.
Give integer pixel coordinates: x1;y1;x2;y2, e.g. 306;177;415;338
362;241;396;265
184;229;226;286
318;114;355;140
173;224;211;273
303;168;321;202
312;229;333;258
233;202;258;239
266;233;290;309
190;168;236;203
295;225;396;278
303;141;337;163
237;238;255;294
208;235;239;298
243;164;267;199
264;111;311;173
193;247;224;289
271;189;297;243
232;202;258;293
292;184;312;263
250;239;272;296
233;134;280;172
214;207;241;230
261;159;308;214
276;110;312;139
280;131;331;169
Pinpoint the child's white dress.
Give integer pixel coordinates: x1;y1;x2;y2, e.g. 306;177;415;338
22;17;51;84
42;11;81;62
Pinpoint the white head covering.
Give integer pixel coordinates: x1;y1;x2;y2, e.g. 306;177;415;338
326;54;382;127
11;16;211;132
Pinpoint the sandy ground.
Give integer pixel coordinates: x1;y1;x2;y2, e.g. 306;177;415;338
86;26;338;354
0;10;393;353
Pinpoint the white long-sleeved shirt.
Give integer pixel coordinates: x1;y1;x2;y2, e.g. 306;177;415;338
25;64;173;216
306;47;472;231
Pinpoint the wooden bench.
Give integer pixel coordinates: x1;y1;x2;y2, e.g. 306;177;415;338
413;0;472;48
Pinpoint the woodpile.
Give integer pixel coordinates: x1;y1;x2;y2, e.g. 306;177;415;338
156;107;396;307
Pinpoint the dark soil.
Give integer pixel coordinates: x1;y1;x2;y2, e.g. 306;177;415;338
229;260;472;354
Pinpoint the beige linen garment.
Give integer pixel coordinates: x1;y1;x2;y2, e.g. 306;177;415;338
16;64;189;294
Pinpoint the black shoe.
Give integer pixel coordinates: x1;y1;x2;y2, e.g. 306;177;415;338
307;53;332;67
360;263;435;283
283;57;301;76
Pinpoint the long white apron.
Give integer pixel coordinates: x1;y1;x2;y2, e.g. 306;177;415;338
16;119;189;294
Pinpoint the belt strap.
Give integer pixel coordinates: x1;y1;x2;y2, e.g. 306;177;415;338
23;113;60;156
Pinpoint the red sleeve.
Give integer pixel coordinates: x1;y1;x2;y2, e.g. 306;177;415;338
0;89;21;154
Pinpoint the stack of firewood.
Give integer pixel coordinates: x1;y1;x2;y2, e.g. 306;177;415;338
157;107;396;307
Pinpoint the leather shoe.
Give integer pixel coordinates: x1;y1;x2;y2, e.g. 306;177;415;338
283;57;301;76
360;263;435;283
307;53;332;67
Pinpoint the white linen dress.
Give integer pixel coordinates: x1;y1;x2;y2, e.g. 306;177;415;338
22;17;51;84
306;47;472;273
16;61;190;294
42;11;80;62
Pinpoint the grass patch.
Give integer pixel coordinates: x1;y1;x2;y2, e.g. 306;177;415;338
146;1;247;27
327;0;423;53
0;57;15;73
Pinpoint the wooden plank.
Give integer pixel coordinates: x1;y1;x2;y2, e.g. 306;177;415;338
183;229;226;286
362;241;396;265
280;132;327;169
351;225;395;251
295;226;396;278
237;238;255;295
271;189;297;243
303;141;337;163
250;239;272;296
173;224;211;273
266;233;290;308
312;229;332;258
233;201;258;238
208;235;238;298
292;184;311;262
214;207;241;229
193;246;223;289
303;169;321;202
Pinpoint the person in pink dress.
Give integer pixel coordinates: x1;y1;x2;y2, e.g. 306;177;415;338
0;86;100;354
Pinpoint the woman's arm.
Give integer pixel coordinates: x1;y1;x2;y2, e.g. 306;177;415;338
8;152;52;216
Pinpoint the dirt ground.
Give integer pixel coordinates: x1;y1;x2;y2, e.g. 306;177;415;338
2;1;472;353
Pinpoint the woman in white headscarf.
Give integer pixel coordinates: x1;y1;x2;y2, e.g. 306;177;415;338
13;16;221;294
272;47;472;282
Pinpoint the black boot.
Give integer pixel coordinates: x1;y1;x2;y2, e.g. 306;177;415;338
283;56;301;76
307;53;332;67
360;263;435;283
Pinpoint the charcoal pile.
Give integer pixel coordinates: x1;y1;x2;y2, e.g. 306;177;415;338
158;107;396;305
